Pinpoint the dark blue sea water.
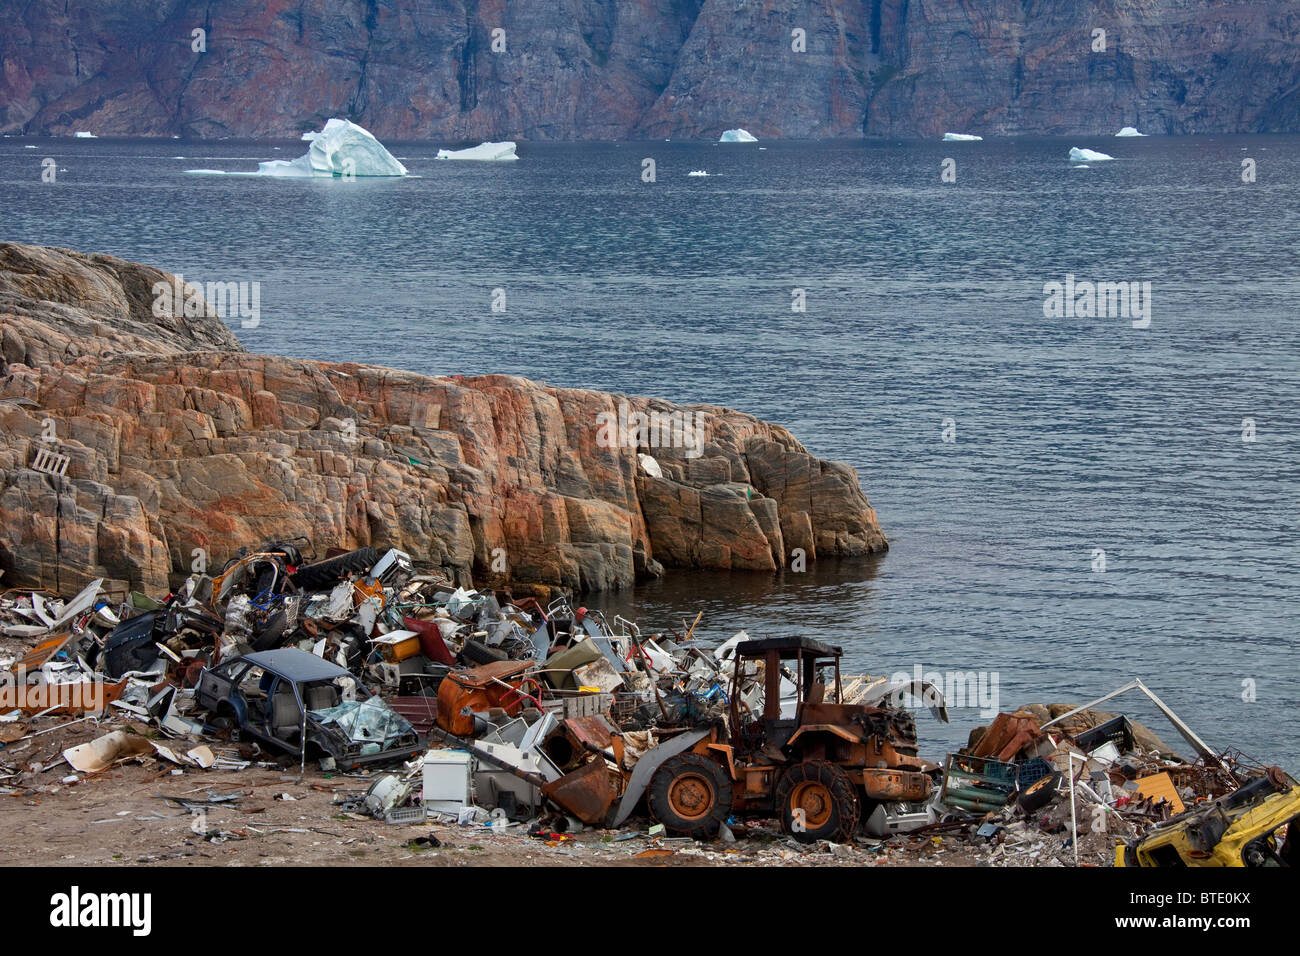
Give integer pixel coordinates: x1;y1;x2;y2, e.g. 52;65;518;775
2;134;1297;767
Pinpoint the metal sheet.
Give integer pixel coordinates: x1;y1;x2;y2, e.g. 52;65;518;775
612;727;711;827
541;757;614;825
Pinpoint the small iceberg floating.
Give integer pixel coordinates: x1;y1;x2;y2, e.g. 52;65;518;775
688;170;710;177
942;132;982;142
1069;147;1115;162
1115;127;1146;137
256;119;407;177
73;131;97;139
435;141;519;161
719;128;757;143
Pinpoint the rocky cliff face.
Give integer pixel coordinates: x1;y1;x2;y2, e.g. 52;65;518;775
2;1;1297;140
0;243;885;597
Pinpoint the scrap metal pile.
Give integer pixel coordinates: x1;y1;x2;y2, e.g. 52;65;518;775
2;550;1296;866
931;681;1299;866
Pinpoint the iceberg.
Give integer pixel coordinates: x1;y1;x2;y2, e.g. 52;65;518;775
435;141;519;161
1069;147;1115;162
719;128;757;143
255;118;407;177
73;131;97;139
942;132;983;141
1115;127;1145;137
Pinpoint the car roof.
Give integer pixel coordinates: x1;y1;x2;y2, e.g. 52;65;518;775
237;648;351;682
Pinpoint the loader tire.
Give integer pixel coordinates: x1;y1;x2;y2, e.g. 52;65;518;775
648;753;734;840
777;760;860;844
289;546;379;592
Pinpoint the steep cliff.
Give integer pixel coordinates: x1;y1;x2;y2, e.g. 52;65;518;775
1;1;1297;140
0;243;886;597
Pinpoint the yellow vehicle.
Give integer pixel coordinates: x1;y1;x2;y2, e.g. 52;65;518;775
1117;766;1299;867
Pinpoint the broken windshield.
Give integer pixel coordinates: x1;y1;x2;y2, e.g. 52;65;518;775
309;697;414;751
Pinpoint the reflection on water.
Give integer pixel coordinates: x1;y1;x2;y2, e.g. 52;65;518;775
587;555;887;644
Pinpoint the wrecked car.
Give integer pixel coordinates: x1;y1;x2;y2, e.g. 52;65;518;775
195;649;421;769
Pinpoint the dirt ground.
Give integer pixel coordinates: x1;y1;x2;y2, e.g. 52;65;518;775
0;715;1045;868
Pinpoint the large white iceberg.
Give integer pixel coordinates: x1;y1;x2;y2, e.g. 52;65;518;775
942;132;982;141
1069;147;1115;162
74;131;97;139
1115;126;1145;137
256;119;407;177
435;141;519;161
719;128;757;143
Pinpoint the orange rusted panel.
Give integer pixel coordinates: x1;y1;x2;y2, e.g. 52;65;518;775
786;723;865;748
969;711;1044;762
861;768;931;802
11;634;73;673
704;742;739;781
0;678;128;715
541;757;614;825
435;660;534;735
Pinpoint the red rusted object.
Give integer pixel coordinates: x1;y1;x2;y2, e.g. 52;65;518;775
969;711;1044;762
390;696;440;735
435;660;533;736
541;757;615;826
403;616;455;666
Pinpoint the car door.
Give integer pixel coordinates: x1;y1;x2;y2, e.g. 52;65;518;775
196;659;243;711
265;676;306;753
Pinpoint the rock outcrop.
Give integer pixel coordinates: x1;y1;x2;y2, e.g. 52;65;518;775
1;1;1297;140
0;243;885;597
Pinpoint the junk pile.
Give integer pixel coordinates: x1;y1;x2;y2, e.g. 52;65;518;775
3;558;1296;867
929;679;1299;867
383;633;944;844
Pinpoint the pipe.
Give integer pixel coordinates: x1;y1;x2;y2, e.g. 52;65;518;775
427;725;549;788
